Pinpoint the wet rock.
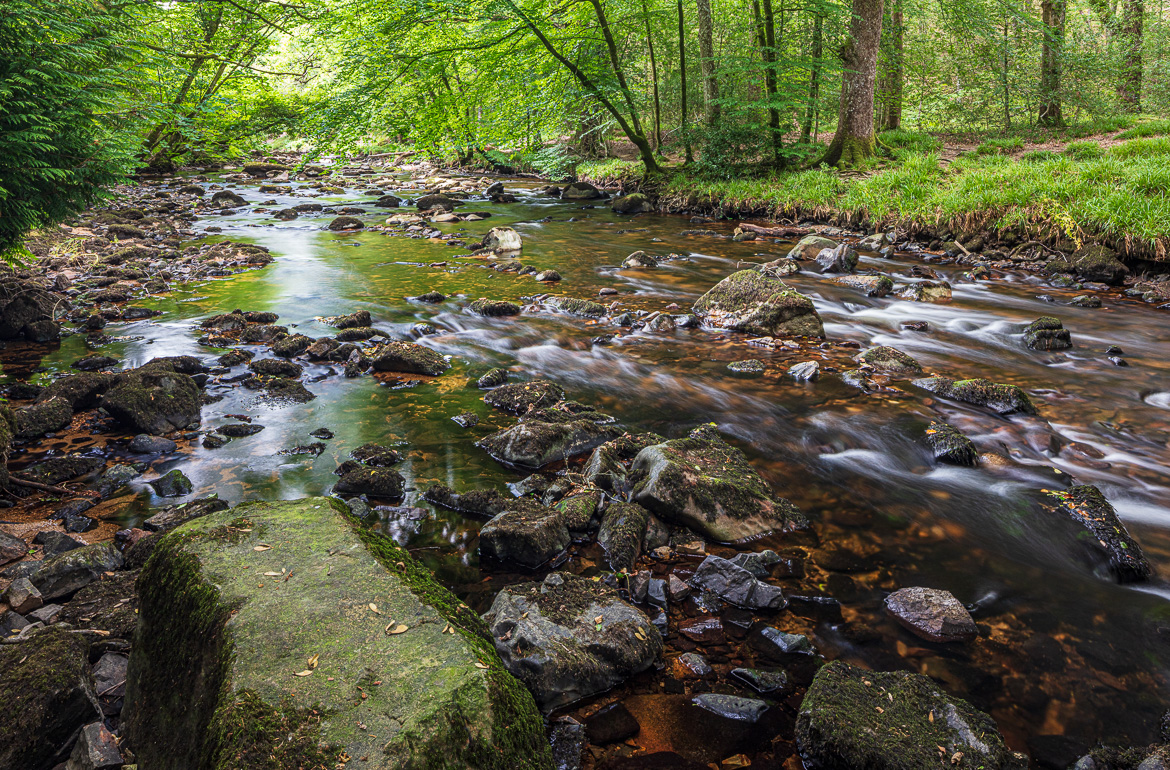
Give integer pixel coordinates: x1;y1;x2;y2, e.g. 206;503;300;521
897;280;953;302
622;251;658;268
210;190;246;207
415;291;446;303
304;338;339;360
452;412;478;428
562;181;603;200
15;396;72;438
31;542;123;600
584;432;666;492
728;549;781;578
102;364;202;434
597;501;650;573
129;434;177;454
0;626;102;769
913;376;1038;415
22;455;104;485
813;244;859;274
476;368;509;389
483;572;662;711
370;341;450;375
73;355;118;372
469;298;521;317
727;359;765;374
786;234;838;261
629;424;805;542
244;376;316;403
273;208;298;221
925;421;978;465
374;194;402;208
217;423;264;438
586;702;640;744
202;433;229;449
1047;485;1151;582
34;530;84;557
692;270;824;338
796;660;1022;770
327;215;364;230
0;278;59;340
545;296;608;317
123;498;550;768
550;721;587;770
692;693;769;723
731;667;790;694
248;358;303;378
271;333;313;357
612;193;653;214
334;467;405;499
484;380;565;413
38;372;116;411
142;497;230;532
885;586;978;642
477;402;621;468
856;345;923;375
65;721;122;769
1048;245;1129;285
326;309;372;329
91;464;141;497
788;361;820;381
690;555;787;610
149;469;193;497
759;627;814;654
1069;294;1101;308
1024;316;1072;350
218;348;254;368
4;577;43;614
415;192;460;210
480;499;571;568
482;226;522;251
758;258;800;278
534;270;561;282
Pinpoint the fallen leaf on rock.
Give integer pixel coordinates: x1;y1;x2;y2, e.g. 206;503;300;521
253;545;272;552
369;603;381;614
474;661;489;669
294;670;313;677
385;623;408;635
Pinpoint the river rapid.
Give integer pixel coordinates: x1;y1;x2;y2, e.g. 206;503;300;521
10;169;1170;767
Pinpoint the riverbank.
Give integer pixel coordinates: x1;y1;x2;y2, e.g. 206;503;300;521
578;123;1170;270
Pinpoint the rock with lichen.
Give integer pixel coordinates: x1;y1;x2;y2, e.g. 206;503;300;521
692;270;824;338
370;341;450;376
913;376;1038;415
1024;316;1072;350
924;420;978;465
1045;485;1151;582
477;402;620;468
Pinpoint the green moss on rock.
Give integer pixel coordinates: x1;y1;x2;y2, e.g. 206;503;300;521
692;270;824;338
370;341;451;376
913;376;1038;416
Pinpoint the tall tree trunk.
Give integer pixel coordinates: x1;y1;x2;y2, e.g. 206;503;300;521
800;10;823;143
753;0;781;161
1002;15;1011;130
695;0;720;126
1119;0;1143;111
679;0;694;162
1038;0;1066;127
819;0;884;166
641;0;663;149
877;0;903;130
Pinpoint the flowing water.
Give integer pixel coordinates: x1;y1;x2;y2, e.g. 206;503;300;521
10;173;1170;766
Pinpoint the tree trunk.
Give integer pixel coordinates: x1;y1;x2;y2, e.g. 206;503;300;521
819;0;884;166
1119;0;1142;111
877;0;903;130
695;0;720;126
754;0;781;161
679;0;694;163
800;11;823;143
1038;0;1066;127
641;0;663;149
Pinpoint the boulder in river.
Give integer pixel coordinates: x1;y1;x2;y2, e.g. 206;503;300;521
470;298;522;317
612;193;653;214
584;432;667;493
0;626;103;770
561;181;603;200
884;586;978;642
326;216;363;231
123;497;551;769
597;501;650;573
482;226;523;251
545;296;608;317
834;274;894;297
690;554;787;609
1047;485;1151;582
415;193;460;211
692;270;824;339
15;395;72;439
483;572;662;711
897;280;953;302
477;402;621;468
758;258;801;278
210;190;246;207
813;244;859;274
101;363;203;434
629;423;806;542
483;380;565;414
797;660;1023;770
622;250;658;268
149;468;193;497
1024;316;1072;350
856;345;923;375
479;498;571;568
924;420;978;465
370;341;450;376
786;234;838;261
913;376;1038;415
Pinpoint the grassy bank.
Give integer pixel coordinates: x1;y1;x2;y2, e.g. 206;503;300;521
578;128;1170;261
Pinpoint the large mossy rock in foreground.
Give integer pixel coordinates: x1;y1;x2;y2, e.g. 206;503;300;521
796;660;1024;770
692;270;824;338
629;423;806;542
123;498;551;770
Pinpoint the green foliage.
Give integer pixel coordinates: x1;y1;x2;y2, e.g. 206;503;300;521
975;136;1024;155
1021;149;1060;162
0;0;140;257
1063;140;1103;160
1116;118;1170;139
1064;115;1136;138
523;144;582;180
879;129;942;155
1110;137;1170;158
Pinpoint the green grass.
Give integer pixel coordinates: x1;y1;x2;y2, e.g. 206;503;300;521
879;128;942;155
574;158;645;186
1063;140;1104;160
1065;114;1138;138
1110;136;1170;158
975;136;1025;155
1022;150;1060;163
1115;118;1170;140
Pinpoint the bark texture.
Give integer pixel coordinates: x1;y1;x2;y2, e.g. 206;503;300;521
695;0;720;126
820;0;884;166
1038;0;1066;127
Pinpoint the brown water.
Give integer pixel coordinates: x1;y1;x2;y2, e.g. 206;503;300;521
12;174;1170;766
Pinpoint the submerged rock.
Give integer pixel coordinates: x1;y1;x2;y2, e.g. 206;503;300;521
924;420;978;466
885;586;978;642
913;376;1038;415
796;660;1022;770
1024;316;1072;350
727;359;765;374
123;498;551;769
692;270;824;338
1047;485;1151;582
483;572;662;711
370;341;450;376
629;424;806;542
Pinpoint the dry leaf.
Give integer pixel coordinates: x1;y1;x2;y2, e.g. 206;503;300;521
594;616;603;624
253;545;272;552
385;623;408;635
294;670;313;677
369;603;381;614
474;661;489;669
308;654;320;669
263;571;281;577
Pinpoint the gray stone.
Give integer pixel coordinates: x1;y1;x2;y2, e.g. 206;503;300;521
690;555;786;610
142;497;230;532
788;361;820;381
786;235;838;261
813;244;859;274
885;587;978;643
597;502;649;573
129;434;178;453
622;251;658;268
149;468;193;497
4;577;43;614
30;543;124;600
0;529;28;565
692;693;769;723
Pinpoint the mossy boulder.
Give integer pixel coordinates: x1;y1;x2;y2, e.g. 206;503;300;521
477;402;621;469
692;270;824;338
480;499;571;568
470;299;522;317
1024;316;1072;350
924;421;977;466
210;190;246;207
334;467;406;500
796;660;1023;770
896;281;953;302
483;573;661;711
834;274;894;297
629;423;806;542
0;627;102;770
855;345;923;375
123;498;552;770
1047;245;1129;285
370;341;451;376
913;376;1038;416
786;234;838;261
545;296;608;317
483;381;565;414
327;216;364;231
242;162;290;177
14;395;72;439
0;278;59;340
597;501;649;573
612;193;653;214
101;366;203;434
37;372;117;411
1046;485;1151;582
583;432;667;493
561;181;603;200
